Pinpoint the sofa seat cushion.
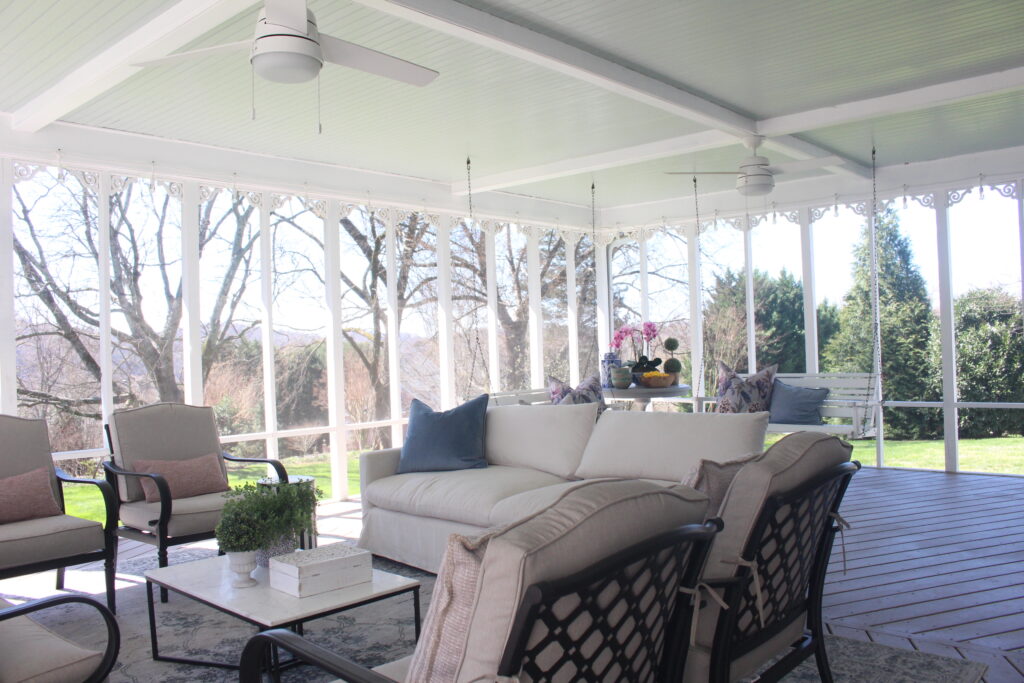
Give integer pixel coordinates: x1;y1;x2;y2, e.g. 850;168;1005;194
363;466;567;526
486;402;598;478
575;411;769;482
0;515;104;570
0;598;104;683
120;491;230;538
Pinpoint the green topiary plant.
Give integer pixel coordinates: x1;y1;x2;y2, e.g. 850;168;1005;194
215;490;276;553
664;357;682;374
215;481;322;553
663;337;680;353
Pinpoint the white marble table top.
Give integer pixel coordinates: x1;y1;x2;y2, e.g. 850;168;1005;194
145;554;419;628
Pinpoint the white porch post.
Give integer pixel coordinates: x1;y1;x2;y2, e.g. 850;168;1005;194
800;208;819;373
485;222;500;392
98;175;113;426
687;224;704;400
595;237;611;354
564;232;581;387
181;182;203;404
526;225;544;388
0;159;15;413
386;209;403;446
743;218;756;374
324;202;348;500
638;234;650;322
1017;180;1024;309
259;195;279;462
934;192;959;472
437;215;455;408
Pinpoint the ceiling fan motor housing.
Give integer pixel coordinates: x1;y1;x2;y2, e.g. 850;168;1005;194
736;155;775;196
250;8;323;83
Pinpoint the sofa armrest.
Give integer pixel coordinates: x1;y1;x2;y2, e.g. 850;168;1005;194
360;448;402;511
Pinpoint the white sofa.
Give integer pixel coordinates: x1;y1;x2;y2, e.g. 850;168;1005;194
359;403;770;571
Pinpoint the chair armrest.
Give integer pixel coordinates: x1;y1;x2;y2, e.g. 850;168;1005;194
222;452;288;481
1;595;120;683
56;468;119;533
102;461;173;529
239;629;395;683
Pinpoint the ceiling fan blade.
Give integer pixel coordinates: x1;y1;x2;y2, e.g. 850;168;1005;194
767;155;843;175
133;40;250;68
320;34;438;86
265;0;309;33
664;171;738;175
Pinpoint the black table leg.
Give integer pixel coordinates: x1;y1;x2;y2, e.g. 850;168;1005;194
413;585;421;641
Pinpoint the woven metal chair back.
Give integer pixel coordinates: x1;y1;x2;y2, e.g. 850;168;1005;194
499;520;720;683
721;461;857;660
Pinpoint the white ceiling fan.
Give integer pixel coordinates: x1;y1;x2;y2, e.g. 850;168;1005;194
666;135;842;196
134;0;438;87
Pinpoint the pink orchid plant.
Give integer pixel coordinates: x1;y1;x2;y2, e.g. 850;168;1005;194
610;321;660;360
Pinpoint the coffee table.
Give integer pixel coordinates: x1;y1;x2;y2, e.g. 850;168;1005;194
144;554;421;671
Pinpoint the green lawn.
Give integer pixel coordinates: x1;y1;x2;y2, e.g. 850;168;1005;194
61;435;1023;524
61;455;361;525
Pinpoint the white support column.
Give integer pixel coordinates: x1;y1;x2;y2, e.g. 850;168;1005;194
181;182;203;404
595;238;611;354
386;209;403;446
485;223;500;393
0;160;15;414
259;196;279;462
800;208;819;373
98;175;113;425
743;219;756;374
324;202;348;500
934;192;959;472
436;215;455;408
564;232;580;387
638;234;650;322
687;224;704;400
1017;180;1024;310
526;225;544;388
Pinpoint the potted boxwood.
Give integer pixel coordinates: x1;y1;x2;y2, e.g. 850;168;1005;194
663;337;682;384
216;489;277;587
255;478;322;567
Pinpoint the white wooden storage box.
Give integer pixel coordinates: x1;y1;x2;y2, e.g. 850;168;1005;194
269;544;372;598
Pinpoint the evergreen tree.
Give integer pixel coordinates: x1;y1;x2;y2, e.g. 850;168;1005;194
822;209;939;438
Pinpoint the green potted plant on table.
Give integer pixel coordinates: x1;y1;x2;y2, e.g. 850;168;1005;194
215;491;276;588
255;478;321;567
663;337;682;385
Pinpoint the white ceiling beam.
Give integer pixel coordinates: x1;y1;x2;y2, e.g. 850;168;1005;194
765;134;871;178
352;0;756;136
759;65;1024;137
356;0;869;181
452;130;735;195
10;0;258;133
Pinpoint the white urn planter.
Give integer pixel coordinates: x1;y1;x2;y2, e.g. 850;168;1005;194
228;550;258;588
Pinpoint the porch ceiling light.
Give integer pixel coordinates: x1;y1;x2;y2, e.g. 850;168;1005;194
250;43;323;84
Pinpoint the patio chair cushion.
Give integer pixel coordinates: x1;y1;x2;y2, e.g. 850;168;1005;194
574;410;769;482
398;395;489;474
0;515;104;570
406;478;709;683
119;491;230;537
132;452;230;502
363;466;567;527
716;361;777;413
0;466;62;524
0;598;104;683
685;451;766;514
485;402;598;478
109;403;224;502
683;431;853;683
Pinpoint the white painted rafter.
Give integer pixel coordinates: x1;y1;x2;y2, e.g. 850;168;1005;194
452;130;734;195
759;65;1024;137
10;0;257;133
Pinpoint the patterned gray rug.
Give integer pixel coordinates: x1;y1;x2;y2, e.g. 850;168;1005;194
5;548;986;682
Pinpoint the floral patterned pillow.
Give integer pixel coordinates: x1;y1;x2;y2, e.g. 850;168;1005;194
716;361;777;413
550;375;607;416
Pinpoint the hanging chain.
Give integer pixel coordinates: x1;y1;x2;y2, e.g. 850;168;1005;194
692;176;700;232
466;156;482;394
869;146;884;402
467;157;474;223
591;182;597;243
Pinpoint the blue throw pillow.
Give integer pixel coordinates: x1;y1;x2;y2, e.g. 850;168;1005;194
397;394;489;474
768;379;829;425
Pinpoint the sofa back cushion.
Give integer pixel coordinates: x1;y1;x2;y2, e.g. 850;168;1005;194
574;411;769;482
405;478;709;683
485;402;598;479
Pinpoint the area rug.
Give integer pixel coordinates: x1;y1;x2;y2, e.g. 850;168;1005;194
4;548;986;683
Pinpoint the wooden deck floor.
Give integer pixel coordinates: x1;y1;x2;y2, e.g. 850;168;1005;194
824;466;1024;682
